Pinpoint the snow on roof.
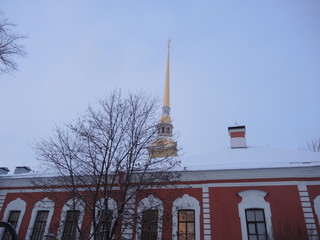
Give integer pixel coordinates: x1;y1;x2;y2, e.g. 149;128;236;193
180;146;320;171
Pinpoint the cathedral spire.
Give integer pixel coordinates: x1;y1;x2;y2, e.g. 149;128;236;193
148;40;177;158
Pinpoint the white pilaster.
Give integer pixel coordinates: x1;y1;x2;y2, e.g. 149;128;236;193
298;184;319;240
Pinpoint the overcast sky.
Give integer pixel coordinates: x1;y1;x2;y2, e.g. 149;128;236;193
1;1;320;172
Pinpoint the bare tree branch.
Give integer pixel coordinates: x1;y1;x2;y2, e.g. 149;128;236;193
304;138;320;152
34;91;180;240
0;12;26;74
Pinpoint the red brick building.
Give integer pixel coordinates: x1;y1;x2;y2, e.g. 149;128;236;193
1;139;320;240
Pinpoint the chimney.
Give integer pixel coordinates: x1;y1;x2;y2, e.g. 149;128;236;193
14;166;31;174
0;167;10;174
228;125;247;148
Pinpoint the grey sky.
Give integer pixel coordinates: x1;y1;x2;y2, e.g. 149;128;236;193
1;1;320;172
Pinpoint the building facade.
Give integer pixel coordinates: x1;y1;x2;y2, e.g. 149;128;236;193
0;156;320;240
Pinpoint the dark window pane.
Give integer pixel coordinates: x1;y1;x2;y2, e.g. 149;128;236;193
245;209;268;240
96;209;113;240
246;210;255;221
257;223;266;234
141;210;158;240
30;211;49;240
61;210;80;240
248;223;256;234
255;210;264;221
2;211;21;240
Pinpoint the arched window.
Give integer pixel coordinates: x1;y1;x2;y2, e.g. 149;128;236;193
92;197;117;240
136;195;163;240
1;198;26;239
26;198;55;240
57;198;85;240
238;190;272;240
172;194;200;240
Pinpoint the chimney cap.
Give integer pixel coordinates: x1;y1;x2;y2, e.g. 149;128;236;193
228;125;246;131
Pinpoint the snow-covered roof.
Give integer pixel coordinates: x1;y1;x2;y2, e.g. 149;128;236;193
181;146;320;171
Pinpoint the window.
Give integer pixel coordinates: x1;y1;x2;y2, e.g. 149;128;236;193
245;209;268;240
141;210;158;240
95;210;113;240
26;198;54;240
137;195;163;240
61;210;80;240
178;210;195;240
238;190;272;240
2;211;21;240
30;211;49;240
172;194;200;240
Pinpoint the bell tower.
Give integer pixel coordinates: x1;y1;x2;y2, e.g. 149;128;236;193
148;40;177;158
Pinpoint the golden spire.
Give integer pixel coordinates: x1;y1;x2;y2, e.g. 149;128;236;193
160;39;172;123
163;39;171;107
148;39;177;158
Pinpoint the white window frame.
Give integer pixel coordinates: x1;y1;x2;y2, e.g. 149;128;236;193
26;197;55;240
57;198;85;240
238;190;273;240
1;198;26;237
172;194;200;240
136;195;163;240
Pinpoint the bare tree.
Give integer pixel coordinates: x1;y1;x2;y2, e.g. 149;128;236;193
34;91;180;240
270;220;311;240
0;12;26;74
304;138;320;152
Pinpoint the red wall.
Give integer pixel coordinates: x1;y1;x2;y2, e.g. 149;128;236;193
210;185;306;240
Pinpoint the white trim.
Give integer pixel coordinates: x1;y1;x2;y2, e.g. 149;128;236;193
172;194;200;240
57;198;85;240
238;190;273;240
202;187;212;239
3;181;320;194
1;198;26;237
298;185;319;238
26;198;55;240
136;195;163;240
313;196;320;228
